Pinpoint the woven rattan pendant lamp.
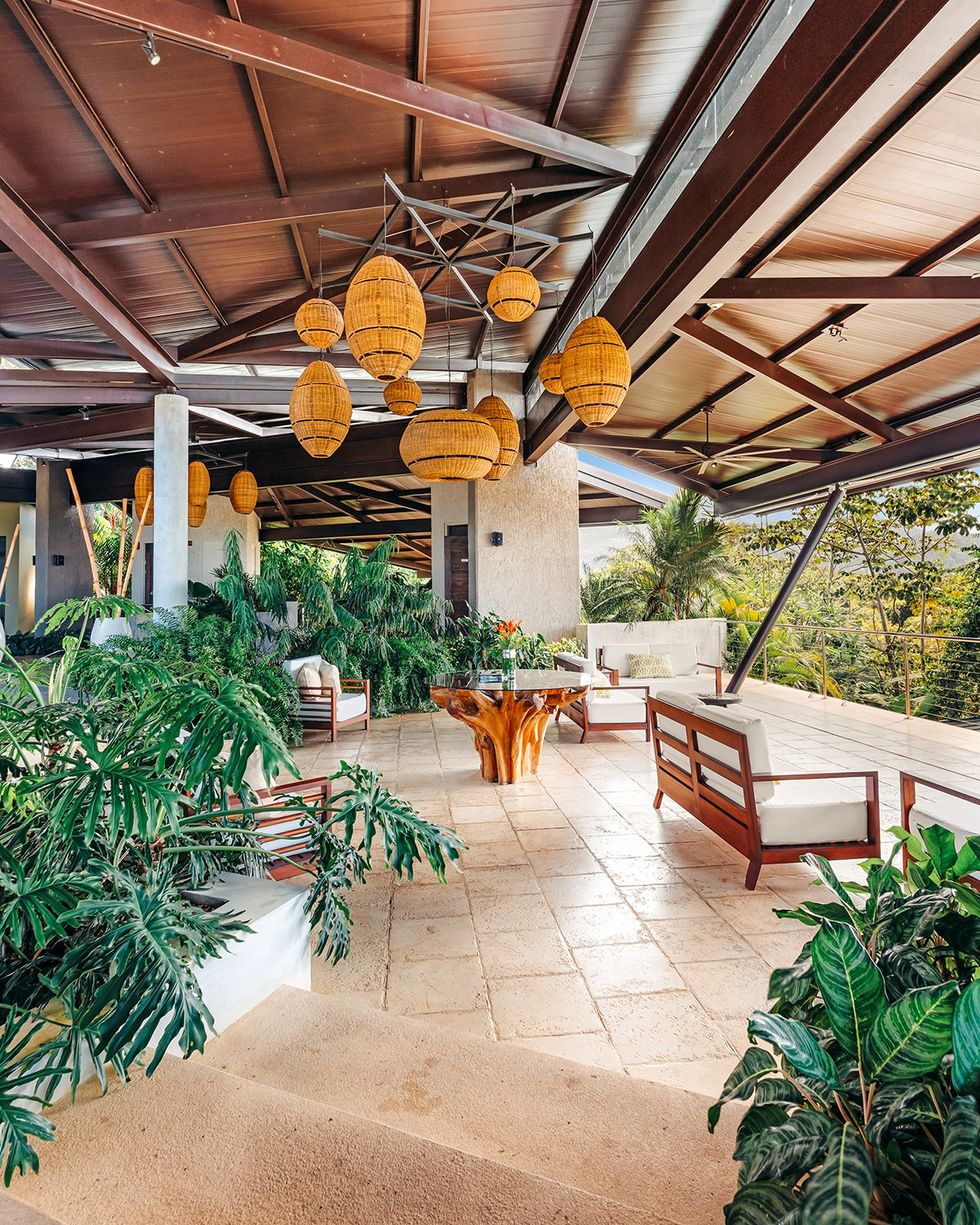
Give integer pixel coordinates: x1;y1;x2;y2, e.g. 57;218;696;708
474;326;518;481
344;255;425;381
134;465;154;526
540;351;564;395
487;265;540;323
384;376;422;416
289;359;352;458
229;468;259;515
188;461;210;527
295;297;343;350
560;315;631;427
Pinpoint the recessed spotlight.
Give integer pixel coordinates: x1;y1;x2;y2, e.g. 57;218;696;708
142;32;161;66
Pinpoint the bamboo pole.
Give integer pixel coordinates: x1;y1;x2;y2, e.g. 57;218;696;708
115;498;128;597
120;492;152;599
0;521;21;604
65;467;102;598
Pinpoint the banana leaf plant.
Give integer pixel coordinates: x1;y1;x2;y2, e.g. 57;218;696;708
0;598;463;1184
710;829;980;1224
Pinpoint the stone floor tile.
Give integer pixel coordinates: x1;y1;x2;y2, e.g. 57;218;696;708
705;892;792;933
621;883;716;920
646;918;755;963
517;826;585;852
526;847;603;877
627;1057;738;1097
574;942;683;996
460;843;530;869
602;856;680;887
391;882;471;920
598;992;731;1064
675;864;757;895
554;902;649;948
407;1008;496;1040
386;956;487;1015
506;809;570;830
389;915;479;962
582;833;657;860
565;815;635;836
459;821;524;846
659;839;740;868
538;872;623;907
469;891;557;934
488;973;602;1039
478;928;575;977
499;794;561;812
679;956;773;1018
450;804;506;825
742;927;810;969
506;1032;624;1071
463;864;542;896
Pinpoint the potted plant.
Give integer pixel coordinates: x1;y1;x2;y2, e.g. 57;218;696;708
709;829;980;1223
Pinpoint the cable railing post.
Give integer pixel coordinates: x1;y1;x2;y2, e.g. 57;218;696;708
903;638;911;719
820;629;828;699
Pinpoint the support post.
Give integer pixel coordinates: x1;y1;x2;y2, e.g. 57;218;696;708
726;486;845;694
152;393;189;615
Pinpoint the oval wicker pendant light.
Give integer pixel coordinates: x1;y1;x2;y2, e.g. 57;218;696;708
560;315;631;427
399;409;500;482
474;395;519;481
344;255;425;382
134;465;154;526
487;265;540;323
383;376;422;416
540;351;564;395
188;460;210;527
294;297;344;350
229;468;259;515
289;359;352;458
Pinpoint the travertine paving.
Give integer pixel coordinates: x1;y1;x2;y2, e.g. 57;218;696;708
292;680;980;1095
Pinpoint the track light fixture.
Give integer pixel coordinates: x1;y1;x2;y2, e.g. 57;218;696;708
141;32;161;66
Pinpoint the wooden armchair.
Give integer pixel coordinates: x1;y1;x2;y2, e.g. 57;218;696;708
252;775;332;881
297;676;371;740
650;692;879;889
553;651;651;741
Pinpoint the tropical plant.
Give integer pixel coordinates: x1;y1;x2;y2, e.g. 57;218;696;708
720;598;841;696
710;829;980;1223
447;610;552;672
0;595;463;1182
580;564;640;623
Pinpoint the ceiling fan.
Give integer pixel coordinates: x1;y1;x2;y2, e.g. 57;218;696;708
673;408;796;475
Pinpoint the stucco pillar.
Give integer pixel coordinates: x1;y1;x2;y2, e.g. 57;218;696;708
34;460;92;620
152;393;189;614
429;371;581;640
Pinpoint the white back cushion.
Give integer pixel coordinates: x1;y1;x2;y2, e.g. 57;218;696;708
651;692;703;773
602;642;698;677
283;654;323;681
318;660;341;692
696;704;775;805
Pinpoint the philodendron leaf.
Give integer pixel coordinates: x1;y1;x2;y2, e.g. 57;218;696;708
708;1047;777;1132
864;983;958;1082
920;824;958;878
952;982;980;1094
810;919;885;1057
800;1123;873;1225
724;1182;800;1224
932;1095;980;1225
748;1012;841;1088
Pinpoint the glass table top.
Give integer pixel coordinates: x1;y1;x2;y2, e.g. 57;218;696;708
431;669;592;693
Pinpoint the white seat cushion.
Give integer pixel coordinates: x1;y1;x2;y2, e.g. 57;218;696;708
758;779;868;846
584;688;647;724
336;692;368;721
909;791;980;849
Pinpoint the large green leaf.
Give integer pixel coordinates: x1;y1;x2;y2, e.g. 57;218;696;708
800;1123;873;1225
801;854;863;921
932;1096;980;1225
708;1046;777;1132
741;1112;833;1185
734;1105;791;1161
952;982;980;1094
810;920;885;1057
724;1183;800;1224
748;1013;841;1088
863;983;957;1081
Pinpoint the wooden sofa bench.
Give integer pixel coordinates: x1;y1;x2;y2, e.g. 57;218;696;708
553;651;651;741
649;692;880;889
900;771;980;881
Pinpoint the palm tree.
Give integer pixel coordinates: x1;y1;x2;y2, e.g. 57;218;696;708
579;565;640;623
625;491;734;620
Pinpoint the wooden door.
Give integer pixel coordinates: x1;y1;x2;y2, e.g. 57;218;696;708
444;527;468;617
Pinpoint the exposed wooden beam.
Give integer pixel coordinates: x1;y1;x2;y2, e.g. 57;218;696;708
0;336;128;361
0;407;154;452
671;316;900;442
536;0;600;159
0;176;175;383
524;0;978;459
701;276;980;302
578;502;643;525
267;487;295;526
57;167;611;250
47;0;636;176
176;288;317;362
408;0;431;181
0;468;37;503
260;517;430;542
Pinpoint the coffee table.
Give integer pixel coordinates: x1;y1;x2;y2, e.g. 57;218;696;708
431;669;591;784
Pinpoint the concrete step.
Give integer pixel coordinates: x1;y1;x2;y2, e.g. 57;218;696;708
6;1059;670;1225
201;986;738;1223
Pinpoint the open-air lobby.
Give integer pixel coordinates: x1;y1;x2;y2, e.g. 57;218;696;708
2;2;980;1223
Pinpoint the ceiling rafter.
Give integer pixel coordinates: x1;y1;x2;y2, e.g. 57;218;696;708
699;277;980;302
46;0;636;176
5;0;226;326
408;0;430;181
533;0;600;168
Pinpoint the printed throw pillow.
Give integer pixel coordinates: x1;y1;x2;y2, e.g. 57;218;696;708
627;651;674;679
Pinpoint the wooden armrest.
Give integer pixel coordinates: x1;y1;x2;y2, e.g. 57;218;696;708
754;771;878;781
899;771;980;806
261;775;331;798
696;662;723;693
604;666;621;685
605;683;650;694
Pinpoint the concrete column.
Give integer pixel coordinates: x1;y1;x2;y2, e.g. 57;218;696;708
152;393;189;614
34;460;92;620
428;371;581;640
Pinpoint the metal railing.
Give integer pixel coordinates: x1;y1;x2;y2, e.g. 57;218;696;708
728;620;980;726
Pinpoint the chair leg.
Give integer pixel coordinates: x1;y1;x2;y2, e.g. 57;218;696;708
744;858;762;891
579;727;587;743
653;790;663;809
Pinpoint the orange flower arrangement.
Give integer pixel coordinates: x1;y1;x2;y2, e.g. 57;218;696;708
495;619;522;638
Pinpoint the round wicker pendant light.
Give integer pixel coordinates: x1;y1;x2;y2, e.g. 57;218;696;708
474;395;519;481
540;351;564;395
294;297;344;350
560;315;631;427
383;376;422;416
399;409;500;482
343;255;425;382
289;359;352;458
229;468;259;515
134;465;154;526
187;461;210;528
188;499;207;528
487;265;541;323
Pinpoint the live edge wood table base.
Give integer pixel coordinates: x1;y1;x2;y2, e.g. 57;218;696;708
430;670;590;784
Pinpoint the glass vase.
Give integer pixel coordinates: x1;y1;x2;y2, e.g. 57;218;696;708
502;648;517;688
